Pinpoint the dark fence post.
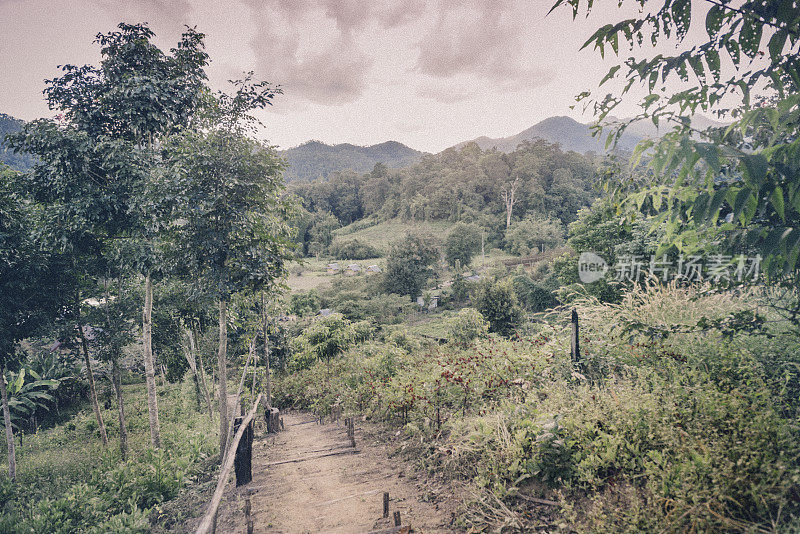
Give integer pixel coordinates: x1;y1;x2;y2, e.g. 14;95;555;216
570;309;580;364
233;416;253;486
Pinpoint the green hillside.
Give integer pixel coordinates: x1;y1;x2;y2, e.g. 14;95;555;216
280;140;425;182
0;114;34;171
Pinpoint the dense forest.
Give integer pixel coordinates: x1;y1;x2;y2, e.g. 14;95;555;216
1;0;800;532
290;139;598;257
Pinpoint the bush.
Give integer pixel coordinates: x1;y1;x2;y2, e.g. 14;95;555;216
289;313;371;370
448;308;489;344
289;290;322;317
473;278;523;336
328;239;381;260
505;215;564;256
444;223;481;268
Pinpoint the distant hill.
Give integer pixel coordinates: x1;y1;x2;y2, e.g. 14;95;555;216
453;115;729;155
280;140;426;182
453;116;644;154
0;113;34;171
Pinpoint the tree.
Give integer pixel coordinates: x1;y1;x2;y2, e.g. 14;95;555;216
166;75;295;455
444;223;481;268
384;233;440;299
555;0;800;321
8;23;210;450
505;215;565;255
0;168;70;480
481;151;518;228
473;278;523;336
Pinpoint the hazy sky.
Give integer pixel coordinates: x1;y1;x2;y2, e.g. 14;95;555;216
0;0;715;153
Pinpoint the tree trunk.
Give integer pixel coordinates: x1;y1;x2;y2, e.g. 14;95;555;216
182;328;205;410
190;326;214;418
142;274;161;449
111;359;128;460
76;293;108;446
0;363;17;481
262;293;271;408
218;297;229;456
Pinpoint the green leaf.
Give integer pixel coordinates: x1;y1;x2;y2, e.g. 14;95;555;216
771;186;786;221
742;154;768;187
740;17;764;58
705;5;724;37
768;29;788;61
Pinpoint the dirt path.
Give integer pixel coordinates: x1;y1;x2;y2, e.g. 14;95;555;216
210;411;457;533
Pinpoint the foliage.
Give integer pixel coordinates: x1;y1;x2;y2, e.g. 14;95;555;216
0;368;59;431
505;215;565;256
512;274;558;312
288;313;371;370
473;278;523;336
444;222;481;268
291;139;597;231
448;308;490;344
555;0;800;321
277;282;800;532
289;291;322;317
0;379;217;532
383;233;440;299
328;238;381;260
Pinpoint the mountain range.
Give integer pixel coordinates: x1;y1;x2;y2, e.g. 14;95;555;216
1;113;726;180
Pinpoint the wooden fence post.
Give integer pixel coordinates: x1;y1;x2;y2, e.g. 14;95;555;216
570;309;580;364
233;416;253;486
244;494;253;534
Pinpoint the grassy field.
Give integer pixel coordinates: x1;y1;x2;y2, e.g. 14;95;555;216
0;377;218;533
332;218;454;253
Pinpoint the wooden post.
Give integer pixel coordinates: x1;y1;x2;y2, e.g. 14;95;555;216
233;416;253;486
244;496;253;534
393;511;401;527
266;407;280;433
383;492;389;518
570;309;580;364
348;417;356;447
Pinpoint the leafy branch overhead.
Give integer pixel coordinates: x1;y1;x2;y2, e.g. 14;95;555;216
553;0;800;286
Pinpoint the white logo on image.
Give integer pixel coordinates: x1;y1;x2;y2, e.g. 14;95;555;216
578;252;608;283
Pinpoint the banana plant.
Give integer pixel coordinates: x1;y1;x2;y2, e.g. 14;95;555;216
0;368;60;431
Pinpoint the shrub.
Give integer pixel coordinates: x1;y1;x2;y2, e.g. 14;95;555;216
328;239;381;260
473;278;523;336
448;308;489;344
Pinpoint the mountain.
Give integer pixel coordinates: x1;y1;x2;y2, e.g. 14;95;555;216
0;113;34;171
453;115;730;155
280;140;426;182
453;116;645;154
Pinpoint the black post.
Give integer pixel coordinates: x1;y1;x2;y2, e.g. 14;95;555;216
233;416;253;486
570;309;580;364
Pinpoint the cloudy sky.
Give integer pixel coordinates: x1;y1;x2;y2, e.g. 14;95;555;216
0;0;713;153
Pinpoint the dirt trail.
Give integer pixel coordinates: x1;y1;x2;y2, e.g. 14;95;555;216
211;411;457;533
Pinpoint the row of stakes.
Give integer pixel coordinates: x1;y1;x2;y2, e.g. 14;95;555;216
327;407;409;532
238;406;407;534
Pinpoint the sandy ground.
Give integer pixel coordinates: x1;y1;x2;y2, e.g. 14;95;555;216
209;411;458;533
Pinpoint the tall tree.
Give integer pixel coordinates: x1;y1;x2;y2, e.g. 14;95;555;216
10;23;210;450
166;75;295;455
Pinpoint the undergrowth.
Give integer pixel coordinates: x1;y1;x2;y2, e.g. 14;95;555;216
275;284;800;532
